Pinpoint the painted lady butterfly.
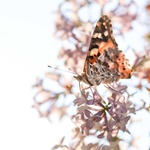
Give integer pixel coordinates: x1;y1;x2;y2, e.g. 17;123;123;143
74;15;131;86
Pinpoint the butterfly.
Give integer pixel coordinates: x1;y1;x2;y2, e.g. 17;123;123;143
74;15;131;86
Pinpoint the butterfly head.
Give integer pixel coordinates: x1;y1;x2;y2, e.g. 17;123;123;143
74;73;93;86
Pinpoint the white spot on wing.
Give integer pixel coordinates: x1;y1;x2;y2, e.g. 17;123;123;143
90;48;98;56
93;33;102;38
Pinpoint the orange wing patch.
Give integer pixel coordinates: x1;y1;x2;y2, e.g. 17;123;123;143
98;39;116;54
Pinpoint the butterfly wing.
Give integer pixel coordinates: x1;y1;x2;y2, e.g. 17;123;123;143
83;15;131;85
85;15;118;66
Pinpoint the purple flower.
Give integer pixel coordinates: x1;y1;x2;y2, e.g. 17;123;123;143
73;83;135;141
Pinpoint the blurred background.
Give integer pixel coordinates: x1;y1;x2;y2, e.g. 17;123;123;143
0;0;150;150
0;0;64;149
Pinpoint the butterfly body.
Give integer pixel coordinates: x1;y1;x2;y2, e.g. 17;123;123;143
74;15;131;86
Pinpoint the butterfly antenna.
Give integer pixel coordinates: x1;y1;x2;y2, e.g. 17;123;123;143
48;65;77;75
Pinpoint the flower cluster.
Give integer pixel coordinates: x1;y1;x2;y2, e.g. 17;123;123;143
73;84;135;142
32;72;73;120
133;49;150;83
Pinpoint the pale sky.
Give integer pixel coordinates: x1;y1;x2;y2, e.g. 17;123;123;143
0;0;71;150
